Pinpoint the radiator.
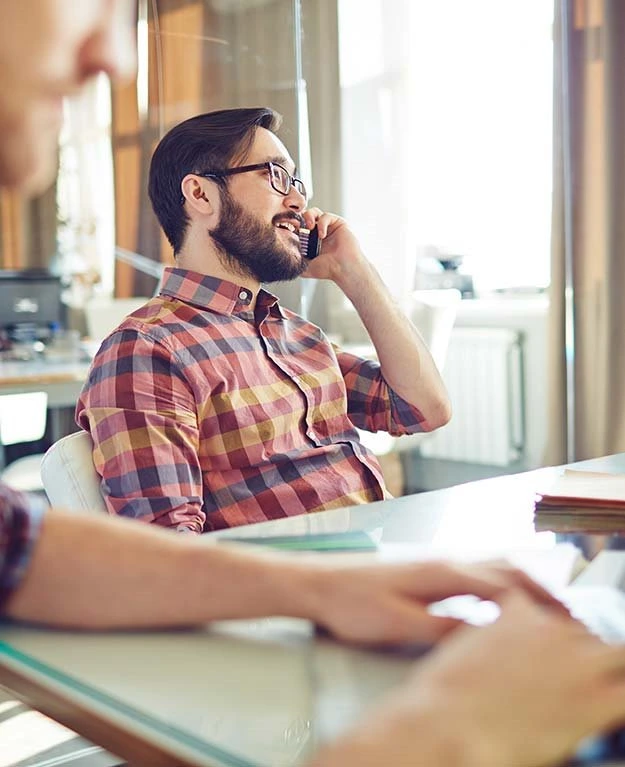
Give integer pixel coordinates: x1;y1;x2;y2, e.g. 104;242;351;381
420;327;525;466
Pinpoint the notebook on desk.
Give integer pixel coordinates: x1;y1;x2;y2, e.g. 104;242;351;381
535;470;625;532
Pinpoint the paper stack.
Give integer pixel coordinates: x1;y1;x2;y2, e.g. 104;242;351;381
534;470;625;532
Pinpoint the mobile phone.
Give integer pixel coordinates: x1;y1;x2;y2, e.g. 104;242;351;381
299;226;322;260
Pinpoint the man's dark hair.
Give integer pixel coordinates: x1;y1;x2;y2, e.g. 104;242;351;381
148;107;282;254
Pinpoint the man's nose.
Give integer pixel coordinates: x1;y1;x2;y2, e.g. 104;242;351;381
79;0;138;84
284;186;306;212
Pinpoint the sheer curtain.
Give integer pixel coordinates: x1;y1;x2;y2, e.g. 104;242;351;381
338;0;553;307
548;0;625;463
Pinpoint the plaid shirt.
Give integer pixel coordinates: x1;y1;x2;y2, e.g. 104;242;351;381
0;484;45;611
76;268;426;532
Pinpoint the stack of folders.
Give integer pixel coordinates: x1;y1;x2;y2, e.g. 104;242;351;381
534;470;625;533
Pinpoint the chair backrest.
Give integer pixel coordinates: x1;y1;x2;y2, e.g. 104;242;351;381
348;289;461;460
41;431;107;514
389;289;461;456
409;288;462;370
84;296;150;341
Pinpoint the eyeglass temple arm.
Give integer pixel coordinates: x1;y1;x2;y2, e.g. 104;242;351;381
199;163;269;179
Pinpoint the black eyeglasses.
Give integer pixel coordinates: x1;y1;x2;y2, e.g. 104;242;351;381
198;161;307;201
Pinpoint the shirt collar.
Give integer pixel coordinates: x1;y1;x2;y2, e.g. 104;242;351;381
159;267;285;318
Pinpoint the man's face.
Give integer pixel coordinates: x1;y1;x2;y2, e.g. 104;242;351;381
209;128;308;284
0;0;136;194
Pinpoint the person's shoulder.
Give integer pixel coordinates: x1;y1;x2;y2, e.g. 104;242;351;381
125;295;177;327
131;295;220;334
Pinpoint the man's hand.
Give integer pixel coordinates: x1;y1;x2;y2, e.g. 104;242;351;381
398;591;625;766
298;558;567;645
300;207;367;286
311;591;625;767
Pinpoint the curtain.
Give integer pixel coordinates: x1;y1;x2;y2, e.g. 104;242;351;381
548;0;625;463
0;188;56;271
0;193;26;268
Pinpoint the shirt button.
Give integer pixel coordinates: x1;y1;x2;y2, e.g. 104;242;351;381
239;290;249;301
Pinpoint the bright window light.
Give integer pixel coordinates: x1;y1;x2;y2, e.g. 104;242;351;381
339;0;554;297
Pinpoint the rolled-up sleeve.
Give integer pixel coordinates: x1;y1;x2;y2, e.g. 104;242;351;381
336;349;426;435
0;484;46;612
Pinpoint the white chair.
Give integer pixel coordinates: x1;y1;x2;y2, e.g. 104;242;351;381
391;288;462;453
409;289;462;373
351;289;461;454
341;289;461;496
40;430;107;514
0;391;48;492
84;296;150;341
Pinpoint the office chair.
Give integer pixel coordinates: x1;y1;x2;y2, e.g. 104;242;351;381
353;289;461;450
352;289;461;495
391;287;461;453
0;391;48;493
41;430;107;514
84;296;150;342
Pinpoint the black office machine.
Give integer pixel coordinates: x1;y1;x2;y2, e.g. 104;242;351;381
0;270;64;346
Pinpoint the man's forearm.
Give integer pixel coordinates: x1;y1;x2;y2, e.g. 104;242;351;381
337;259;451;430
4;510;319;629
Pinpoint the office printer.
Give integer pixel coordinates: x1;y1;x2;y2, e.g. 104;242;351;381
0;270;64;346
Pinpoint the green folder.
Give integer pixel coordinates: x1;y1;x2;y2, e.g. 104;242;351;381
218;530;378;552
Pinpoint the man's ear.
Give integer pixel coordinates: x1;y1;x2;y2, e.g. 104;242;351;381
181;174;216;216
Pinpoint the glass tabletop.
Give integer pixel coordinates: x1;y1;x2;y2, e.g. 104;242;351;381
2;453;625;766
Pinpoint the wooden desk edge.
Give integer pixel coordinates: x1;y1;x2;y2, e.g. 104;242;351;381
0;663;203;767
0;372;88;386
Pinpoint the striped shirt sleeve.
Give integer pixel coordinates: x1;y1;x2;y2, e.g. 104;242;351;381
77;328;206;533
0;484;46;611
336;348;427;434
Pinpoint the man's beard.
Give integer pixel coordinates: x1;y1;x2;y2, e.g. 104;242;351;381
209;189;307;283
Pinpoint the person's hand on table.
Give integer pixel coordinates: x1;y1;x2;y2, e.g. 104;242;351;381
310;591;625;767
298;558;568;646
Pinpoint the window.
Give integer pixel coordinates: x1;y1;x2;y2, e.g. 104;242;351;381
57;75;115;301
338;0;554;297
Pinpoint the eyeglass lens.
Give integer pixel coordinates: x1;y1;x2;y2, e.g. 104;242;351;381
270;164;306;198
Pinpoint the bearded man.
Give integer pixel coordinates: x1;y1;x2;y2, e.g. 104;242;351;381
77;107;451;532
